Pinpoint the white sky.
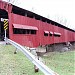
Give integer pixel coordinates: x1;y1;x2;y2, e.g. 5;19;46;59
3;0;75;30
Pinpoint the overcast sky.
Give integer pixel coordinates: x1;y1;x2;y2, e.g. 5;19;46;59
3;0;75;30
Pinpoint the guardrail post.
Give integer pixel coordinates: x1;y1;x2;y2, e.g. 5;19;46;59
14;48;17;54
4;30;6;44
34;65;39;72
29;48;39;72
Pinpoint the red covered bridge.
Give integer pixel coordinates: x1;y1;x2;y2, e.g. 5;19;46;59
0;1;75;47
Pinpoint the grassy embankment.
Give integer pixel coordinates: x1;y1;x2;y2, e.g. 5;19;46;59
0;45;75;75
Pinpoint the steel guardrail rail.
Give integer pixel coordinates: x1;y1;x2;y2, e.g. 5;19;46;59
7;38;58;75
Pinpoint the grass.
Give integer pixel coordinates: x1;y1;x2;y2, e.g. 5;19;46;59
0;44;75;75
0;45;43;75
42;51;75;75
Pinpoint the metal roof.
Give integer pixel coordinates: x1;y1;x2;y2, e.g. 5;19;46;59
13;24;38;30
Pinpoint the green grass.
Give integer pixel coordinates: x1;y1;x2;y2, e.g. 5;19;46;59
42;51;75;75
0;45;43;75
0;45;75;75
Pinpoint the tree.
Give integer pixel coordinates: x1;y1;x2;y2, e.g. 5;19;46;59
7;0;20;5
54;14;69;27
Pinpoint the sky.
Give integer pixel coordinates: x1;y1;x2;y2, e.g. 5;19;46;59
3;0;75;30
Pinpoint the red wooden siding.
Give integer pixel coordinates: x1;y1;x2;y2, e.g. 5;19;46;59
0;1;75;47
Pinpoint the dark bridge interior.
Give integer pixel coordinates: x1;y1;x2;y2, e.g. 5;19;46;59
0;9;9;41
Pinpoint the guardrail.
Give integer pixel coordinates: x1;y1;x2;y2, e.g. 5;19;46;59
7;38;58;75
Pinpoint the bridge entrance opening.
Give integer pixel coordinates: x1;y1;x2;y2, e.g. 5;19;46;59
0;9;9;41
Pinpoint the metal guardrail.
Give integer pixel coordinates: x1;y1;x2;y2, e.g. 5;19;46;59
7;38;58;75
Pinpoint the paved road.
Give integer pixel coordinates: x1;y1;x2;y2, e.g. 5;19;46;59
0;41;5;45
